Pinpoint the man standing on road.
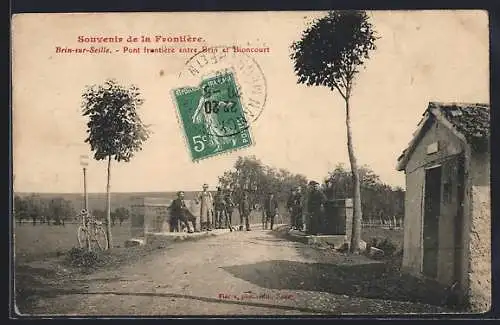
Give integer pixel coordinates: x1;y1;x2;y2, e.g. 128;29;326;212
307;181;327;235
288;186;304;230
238;191;252;231
264;191;279;230
170;191;194;233
224;187;235;230
287;188;297;230
198;183;214;231
213;187;226;229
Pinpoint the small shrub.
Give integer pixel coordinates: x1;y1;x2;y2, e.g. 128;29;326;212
66;247;107;268
367;236;399;257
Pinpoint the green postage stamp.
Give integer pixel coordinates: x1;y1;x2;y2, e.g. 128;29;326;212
172;70;253;161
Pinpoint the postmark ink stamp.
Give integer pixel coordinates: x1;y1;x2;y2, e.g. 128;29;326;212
172;69;253;161
179;46;268;126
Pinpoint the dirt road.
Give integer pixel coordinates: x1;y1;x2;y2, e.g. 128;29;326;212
20;227;451;316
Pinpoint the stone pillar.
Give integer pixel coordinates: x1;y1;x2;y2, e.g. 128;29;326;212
129;197;171;239
130;198;146;238
323;198;353;237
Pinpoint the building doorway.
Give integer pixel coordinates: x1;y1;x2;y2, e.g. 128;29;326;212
423;165;442;278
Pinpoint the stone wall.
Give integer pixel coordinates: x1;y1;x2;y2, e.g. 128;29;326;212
467;185;491;312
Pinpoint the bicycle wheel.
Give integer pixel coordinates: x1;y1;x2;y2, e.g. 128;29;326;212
91;227;108;251
77;226;89;249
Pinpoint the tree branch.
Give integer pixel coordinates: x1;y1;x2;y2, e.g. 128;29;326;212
339;75;349;91
334;84;347;100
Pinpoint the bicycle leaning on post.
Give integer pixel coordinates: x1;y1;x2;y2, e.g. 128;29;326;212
76;209;108;251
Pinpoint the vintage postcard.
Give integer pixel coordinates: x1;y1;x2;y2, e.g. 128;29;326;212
11;10;490;316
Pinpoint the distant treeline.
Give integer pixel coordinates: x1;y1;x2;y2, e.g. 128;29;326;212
13;195;131;226
325;164;405;221
13;191;200;212
217;156;405;221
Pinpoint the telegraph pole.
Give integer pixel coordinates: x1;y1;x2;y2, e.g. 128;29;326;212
80;155;90;250
80;155;89;211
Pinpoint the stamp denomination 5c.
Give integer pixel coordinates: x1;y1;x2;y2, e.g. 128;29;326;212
172;70;253;161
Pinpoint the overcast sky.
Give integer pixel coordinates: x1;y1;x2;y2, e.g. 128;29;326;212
12;10;489;193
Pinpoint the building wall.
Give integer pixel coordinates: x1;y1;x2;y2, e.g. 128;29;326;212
466;152;491;312
402;118;465;279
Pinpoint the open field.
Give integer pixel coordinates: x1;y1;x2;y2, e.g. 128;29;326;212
14;223;132;263
14;217;402;264
13;208;290;263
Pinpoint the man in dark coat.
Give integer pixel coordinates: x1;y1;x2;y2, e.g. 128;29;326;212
264;191;279;230
170;191;194;233
324;178;335;201
288;186;304;230
238;191;252;231
306;181;327;235
224;188;235;230
213;187;226;229
287;188;296;229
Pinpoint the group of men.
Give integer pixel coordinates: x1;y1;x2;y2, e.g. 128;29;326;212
169;184;256;233
170;179;329;234
286;180;329;235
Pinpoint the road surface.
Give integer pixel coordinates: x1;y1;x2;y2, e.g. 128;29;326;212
23;227;450;316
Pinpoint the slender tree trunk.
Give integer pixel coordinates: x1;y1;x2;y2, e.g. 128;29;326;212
105;155;113;250
345;97;363;254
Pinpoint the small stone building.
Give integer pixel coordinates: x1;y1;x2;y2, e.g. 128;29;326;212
396;102;490;312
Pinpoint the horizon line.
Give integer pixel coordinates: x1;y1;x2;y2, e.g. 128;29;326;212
13;190;205;195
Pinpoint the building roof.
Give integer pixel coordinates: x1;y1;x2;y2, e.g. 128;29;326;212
396;102;490;171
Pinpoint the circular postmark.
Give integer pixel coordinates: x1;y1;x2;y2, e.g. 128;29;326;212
178;45;267;138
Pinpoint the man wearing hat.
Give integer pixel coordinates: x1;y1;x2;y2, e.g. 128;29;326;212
238;191;252;231
287;188;296;229
224;187;235;230
306;181;327;235
170;191;194;233
324;177;335;201
263;191;279;230
197;183;214;231
288;186;304;230
213;186;226;229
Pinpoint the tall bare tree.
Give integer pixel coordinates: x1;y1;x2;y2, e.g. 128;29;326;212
290;10;378;253
82;79;150;249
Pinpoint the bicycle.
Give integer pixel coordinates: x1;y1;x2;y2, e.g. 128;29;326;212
76;209;108;251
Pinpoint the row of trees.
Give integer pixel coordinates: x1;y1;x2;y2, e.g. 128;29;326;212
14;195;75;225
92;207;130;226
13;195;131;226
218;156;308;207
217;157;404;222
324;164;404;221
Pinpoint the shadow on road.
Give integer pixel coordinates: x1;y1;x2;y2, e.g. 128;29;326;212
222;259;447;307
221;226;451;308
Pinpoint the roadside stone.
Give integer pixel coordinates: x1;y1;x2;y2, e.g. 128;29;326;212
369;247;385;259
359;240;367;252
124;238;146;248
